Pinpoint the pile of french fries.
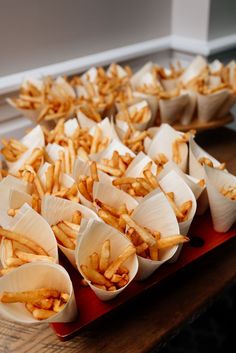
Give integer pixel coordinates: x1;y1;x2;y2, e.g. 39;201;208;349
0;57;235;317
0;227;55;276
8;56;236;127
0;288;69;320
52;210;81;250
81;241;135;291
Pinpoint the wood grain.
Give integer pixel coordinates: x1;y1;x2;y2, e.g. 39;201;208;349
0;127;236;353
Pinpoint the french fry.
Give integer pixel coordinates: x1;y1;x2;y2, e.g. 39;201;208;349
52;225;75;250
97;163;123;177
78;180;93;202
143;170;159;189
15;250;56;263
90;127;102;154
121;214;156;247
157;235;189;249
52;160;61;193
89;252;100;271
0;228;47;255
32;308;56;320
81;265;112;287
57;221;78;239
0;288;60;303
99;239;111;273
104;244;135;280
45;164;54;194
5;257;26;267
72;210;82;225
33;174;45;198
98;209;121;231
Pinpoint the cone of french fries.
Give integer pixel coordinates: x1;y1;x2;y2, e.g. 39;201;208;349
204;166;236;232
147;123;189;172
41;195;99;267
0;262;77;323
132;91;159;126
180;89;197;125
157;160;205;201
125;191;188;280
77;109;97;129
159;91;189;125
76;219;138;301
2;125;45;175
125;151;157;178
158;170;197;235
116;100;152;131
0;204;58;275
0;175;30;211
180;56;207;87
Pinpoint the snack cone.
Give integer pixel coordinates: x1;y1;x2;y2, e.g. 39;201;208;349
197;89;229;122
1;204;58;268
131;192;180;280
64;118;79;137
159;93;189;124
41;195;99;267
147;124;188;172
89;117;120;140
159;170;197;235
0;262;77;323
125;151;157;177
180;89;197;125
204;166;236;232
77;109;97;129
0;175;29;210
76;219;138;301
180;56;207;86
132;91;158;126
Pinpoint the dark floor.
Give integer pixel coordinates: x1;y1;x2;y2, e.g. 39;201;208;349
151;282;236;353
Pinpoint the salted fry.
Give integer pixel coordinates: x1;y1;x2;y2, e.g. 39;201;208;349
81;265;112;287
157;235;189;249
99;239;111;273
90;161;99;181
104;244;135;279
15;250;56;263
72;210;82;225
52;225;75;249
0;288;60;303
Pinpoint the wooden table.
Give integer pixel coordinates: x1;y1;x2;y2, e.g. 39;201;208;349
0;127;236;353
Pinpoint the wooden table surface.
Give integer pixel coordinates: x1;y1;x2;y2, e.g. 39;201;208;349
0;126;236;353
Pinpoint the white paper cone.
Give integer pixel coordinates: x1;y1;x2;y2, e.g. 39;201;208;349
0;176;29;210
159;170;197;235
8;189;32;209
147;124;188;172
159;94;189;124
189;137;221;180
180;56;207;85
197;89;229;122
161;78;178;92
77;109;97;129
1;205;58;268
204;166;236;232
93;181;138;211
76;219;138;301
45;143;65;162
41;195;99;267
132;92;158;126
125;151;157;177
55;76;76;98
107;64;128;78
131;192;180;280
0;262;77;323
181;89;197;125
130;62;155;88
91;139;135;163
89;117;119;140
157;161;204;200
7;126;45;175
64;118;79;137
117;100;152;131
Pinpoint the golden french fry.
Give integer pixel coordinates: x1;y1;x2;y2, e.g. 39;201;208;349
32;308;56;320
0;228;47;255
3;239;13;260
57;221;77;239
32;298;54;310
33;174;45;198
52;160;61;193
72;210;82;225
112;177;136;186
99;240;111;273
78;181;93;202
63;221;80;232
97;163;123;177
89;252;100;271
5;257;26;267
90;161;99;182
0;288;60;303
121;214;156;247
81;265;112;287
15;250;56;263
157;235;189;249
90;127;102;154
143;170;159;189
135;242;149;255
98;209;121;230
45;164;54;194
52;225;75;250
104;244;135;280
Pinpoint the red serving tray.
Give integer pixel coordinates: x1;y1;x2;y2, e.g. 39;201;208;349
51;212;236;340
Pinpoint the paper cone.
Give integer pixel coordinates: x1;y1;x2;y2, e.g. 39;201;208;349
132;91;158;126
189;137;221;180
159;170;197;235
159;93;189;124
181;89;197;125
130;62;155;88
197;89;229;122
93;181;138;211
77;109;97;129
75;85;89;99
76;219;138;301
91;139;135;163
7;126;45;175
147;124;188;172
8;189;32;209
1;205;58;268
107;64;128;79
41;195;99;267
125;151;157;177
180;56;207;85
89;117;119;140
157;161;204;200
161;78;178;92
45;143;65;162
204;166;236;232
209;60;223;75
64;118;79;137
55;76;76;98
0;175;29;210
0;262;77;323
131;192;180;280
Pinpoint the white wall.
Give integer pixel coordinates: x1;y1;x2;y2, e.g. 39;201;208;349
208;0;236;39
0;0;171;77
